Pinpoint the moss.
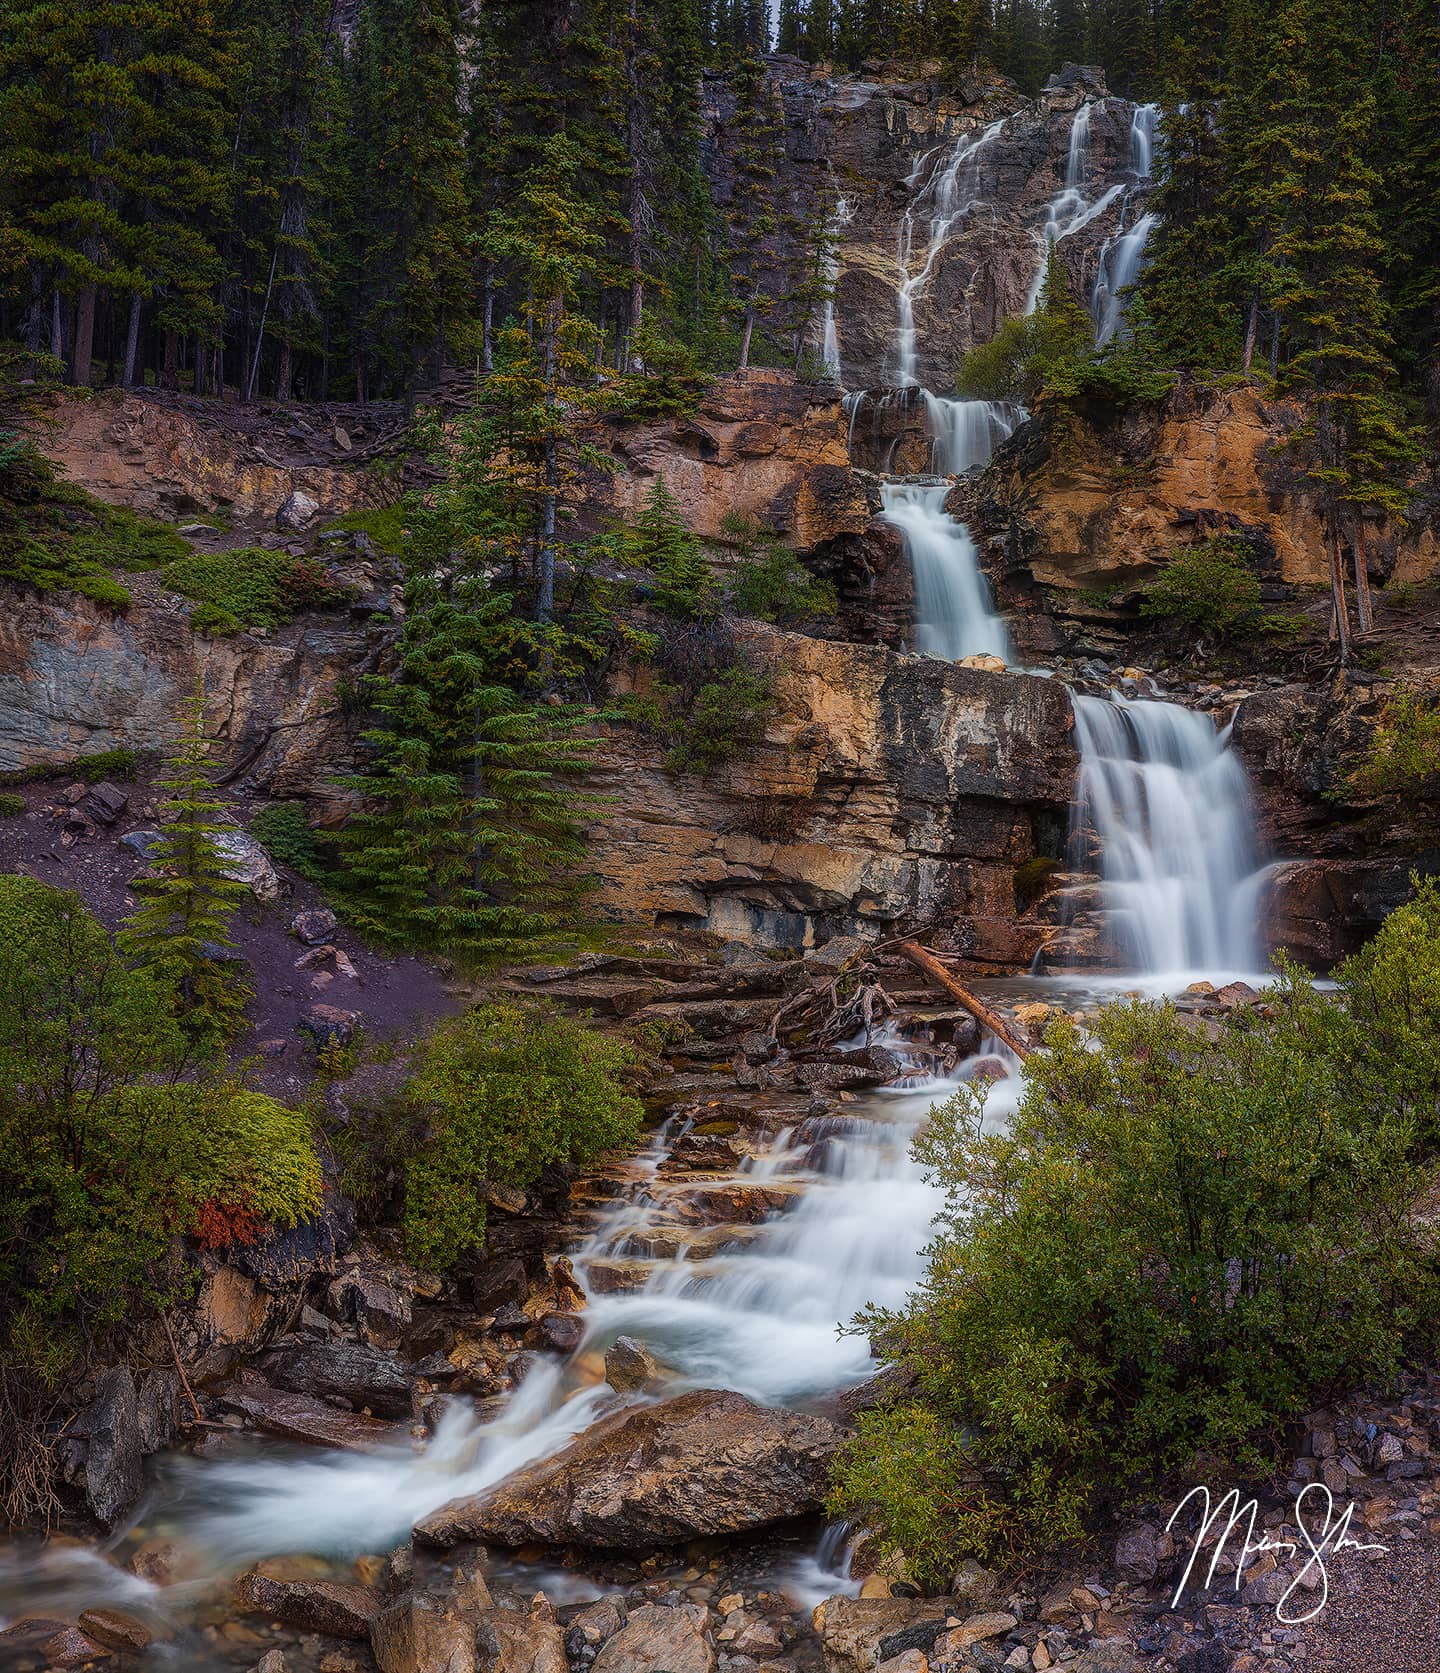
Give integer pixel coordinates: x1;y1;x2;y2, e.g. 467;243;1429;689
0;488;192;609
162;546;343;632
75;747;137;782
1014;855;1059;908
320;503;407;557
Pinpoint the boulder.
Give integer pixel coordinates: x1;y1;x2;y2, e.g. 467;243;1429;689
592;1604;714;1673
80;781;129;824
326;1272;413;1346
370;1570;493;1673
415;1388;847;1550
476;1607;569;1673
220;1384;407;1450
76;1609;152;1654
466;1257;529;1315
80;1366;143;1528
299;1004;362;1049
817;1598;955;1672
235;1570;379;1639
213;829;283;902
39;1626;112;1667
1113;1522;1160;1583
259;1341;414;1418
604;1336;661;1393
292;906;339;944
277;490;321;532
536;1312;585;1354
228;1186;357;1290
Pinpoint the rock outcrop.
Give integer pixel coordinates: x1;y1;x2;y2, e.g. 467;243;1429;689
587;624;1077;967
415;1388;847;1550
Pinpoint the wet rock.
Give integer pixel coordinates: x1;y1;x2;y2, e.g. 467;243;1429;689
489;1302;532;1334
135;1368;179;1453
933;1612;1018;1654
416;1388;847;1549
228;1187;356;1290
77;1609;153;1653
249;1655;288;1673
299;1004;362;1049
476;1605;569;1673
292;906;339;944
235;1569;379;1639
213;829;283;902
370;1568;493;1673
260;1341;414;1418
277;490;321;532
537;1311;585;1354
466;1257;530;1314
1214;980;1261;1009
592;1603;714;1673
326;1272;413;1346
818;1598;953;1671
220;1384;407;1449
40;1626;112;1666
80;1366;143;1529
605;1336;661;1392
567;1599;624;1650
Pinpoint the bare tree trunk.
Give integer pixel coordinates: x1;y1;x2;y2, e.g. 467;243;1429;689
738;299;756;372
481;262;494;375
122;294;142;387
1242;294;1259;373
1351;514;1375;635
246;246;279;401
70;284;97;388
161;330;179;391
1326;506;1351;661
50;290;64;361
275;338;293;402
536;293;562;624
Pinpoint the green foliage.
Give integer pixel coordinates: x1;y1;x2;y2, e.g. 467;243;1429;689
118;691;251;1044
603;319;711;419
250;801;328;881
664;665;777;776
320;504;409;558
0;874;319;1345
0;793;25;818
1140;538;1263;638
831;907;1440;1581
632;477;717;620
399;999;646;1266
723;511;837;626
74;747;138;783
161;547;341;635
1348;692;1440;804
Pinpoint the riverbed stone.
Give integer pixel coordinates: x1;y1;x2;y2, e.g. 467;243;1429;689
604;1335;661;1392
81;1366;143;1528
220;1383;406;1449
592;1603;715;1673
476;1606;569;1673
817;1598;955;1671
235;1569;379;1639
77;1609;153;1653
415;1388;847;1550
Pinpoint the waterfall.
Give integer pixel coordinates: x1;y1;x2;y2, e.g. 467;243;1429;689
1065;99;1093;187
921;393;1024;474
1091;210;1157;344
1024;102;1127;313
880;482;1011;663
819;194;853;381
1069;692;1269;979
894;119;1007;386
1130;102;1160;178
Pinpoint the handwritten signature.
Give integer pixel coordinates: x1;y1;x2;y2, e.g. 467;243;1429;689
1167;1483;1390;1625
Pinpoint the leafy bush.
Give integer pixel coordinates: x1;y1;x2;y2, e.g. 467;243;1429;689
1140;538;1263;638
632;621;780;778
399;1000;647;1266
601;318;711;419
1348;690;1440;804
161;546;342;633
0;792;23;817
75;746;138;783
251;801;328;881
665;665;777;775
831;906;1440;1583
723;511;837;626
0;874;321;1334
320;503;408;558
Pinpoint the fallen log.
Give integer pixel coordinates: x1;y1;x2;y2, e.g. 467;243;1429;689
896;941;1032;1061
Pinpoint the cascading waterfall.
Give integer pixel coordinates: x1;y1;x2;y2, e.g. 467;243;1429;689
921;392;1024;475
1024;102;1126;313
1129;102;1160;178
880;482;1012;663
1091;210;1157;344
819;193;853;380
1069;692;1270;980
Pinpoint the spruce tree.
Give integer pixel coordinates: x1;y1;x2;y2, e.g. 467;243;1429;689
119;689;251;1043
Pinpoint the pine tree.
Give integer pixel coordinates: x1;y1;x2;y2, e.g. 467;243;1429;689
631;476;718;617
118;688;251;1042
727;44;788;370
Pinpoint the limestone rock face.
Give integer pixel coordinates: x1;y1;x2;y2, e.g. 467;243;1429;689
35;387;387;523
415;1388;847;1550
587;625;1077;970
595;370;869;552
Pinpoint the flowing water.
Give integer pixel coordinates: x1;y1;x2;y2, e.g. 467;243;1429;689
1091;209;1157;344
1129;102;1160;178
880;481;1012;663
921;393;1024;475
1069;692;1271;983
819;193;853;381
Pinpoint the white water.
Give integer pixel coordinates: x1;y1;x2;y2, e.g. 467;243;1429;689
894;120;1007;386
880;482;1011;663
1129;102;1160;178
1024;101;1126;313
819;193;854;381
1091;209;1157;345
1070;692;1270;982
921;393;1025;475
137;1046;1021;1573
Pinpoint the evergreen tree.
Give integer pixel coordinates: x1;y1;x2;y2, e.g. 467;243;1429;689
726;44;787;370
118;688;251;1043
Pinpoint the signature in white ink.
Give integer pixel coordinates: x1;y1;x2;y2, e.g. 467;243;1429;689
1166;1482;1390;1625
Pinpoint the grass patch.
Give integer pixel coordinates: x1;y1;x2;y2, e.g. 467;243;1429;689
319;503;407;557
162;547;345;634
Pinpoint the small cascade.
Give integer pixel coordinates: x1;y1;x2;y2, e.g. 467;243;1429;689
819;193;853;381
921;393;1024;475
894;119;1007;386
880;482;1011;663
1091;209;1157;344
1024;102;1127;312
1068;692;1270;980
1129;102;1160;178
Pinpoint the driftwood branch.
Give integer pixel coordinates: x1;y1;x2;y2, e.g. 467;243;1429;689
897;941;1032;1060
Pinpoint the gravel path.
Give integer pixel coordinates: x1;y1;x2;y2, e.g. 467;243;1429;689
1301;1539;1440;1672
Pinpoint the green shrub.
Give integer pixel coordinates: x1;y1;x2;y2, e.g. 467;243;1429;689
161;546;342;632
320;503;408;558
665;665;777;775
1140;538;1263;638
0;491;191;609
75;746;137;782
724;512;837;625
399;999;647;1266
0;792;23;817
251;801;328;880
830;918;1440;1583
1348;690;1440;804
